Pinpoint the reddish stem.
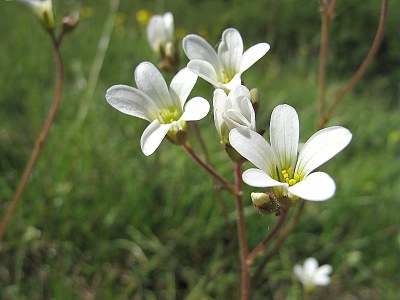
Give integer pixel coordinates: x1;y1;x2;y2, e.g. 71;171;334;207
0;34;64;240
233;162;250;300
182;143;235;194
246;208;289;266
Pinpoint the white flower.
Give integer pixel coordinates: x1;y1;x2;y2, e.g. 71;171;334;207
294;257;332;291
146;12;174;54
213;85;256;144
106;62;210;156
182;28;270;91
9;0;55;30
229;104;352;201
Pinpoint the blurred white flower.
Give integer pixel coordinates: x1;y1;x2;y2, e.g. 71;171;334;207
229;104;352;201
10;0;55;30
294;257;332;291
213;85;256;144
106;62;210;156
182;28;270;91
147;12;174;55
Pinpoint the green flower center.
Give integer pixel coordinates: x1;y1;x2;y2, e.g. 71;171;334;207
157;106;181;124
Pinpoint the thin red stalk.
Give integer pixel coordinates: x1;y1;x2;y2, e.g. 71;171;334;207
0;35;64;240
253;201;305;282
322;0;388;128
182;143;235;194
316;0;336;127
246;208;289;266
233;162;250;300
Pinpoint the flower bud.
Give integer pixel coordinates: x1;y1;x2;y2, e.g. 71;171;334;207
251;192;279;215
62;11;79;35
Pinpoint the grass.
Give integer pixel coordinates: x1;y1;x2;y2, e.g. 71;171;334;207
0;0;399;299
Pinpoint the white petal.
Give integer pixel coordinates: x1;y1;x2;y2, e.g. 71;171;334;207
187;60;219;87
228;85;251;110
314;275;331;286
218;74;242;91
140;120;171;156
180;97;210;121
134;62;172;109
296;126;352;177
239;43;270;74
147;16;166;52
270;104;299;170
287;172;336;201
169;67;197;107
229;128;277;176
213;89;228;137
218;28;243;73
293;265;305;281
224;109;252;129
182;34;221;69
303;257;318;277
105;85;156;121
239;97;256;129
162;12;174;41
316;264;333;277
242;168;286;188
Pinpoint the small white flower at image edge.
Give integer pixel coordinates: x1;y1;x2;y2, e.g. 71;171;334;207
294;257;332;292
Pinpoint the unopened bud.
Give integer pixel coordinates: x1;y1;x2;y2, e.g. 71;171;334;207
62;11;79;34
251;192;279;215
250;88;260;113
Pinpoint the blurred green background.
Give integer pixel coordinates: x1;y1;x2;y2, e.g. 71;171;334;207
0;0;399;299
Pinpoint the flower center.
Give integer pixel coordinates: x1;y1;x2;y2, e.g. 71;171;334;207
221;69;235;84
280;167;303;186
157;106;181;124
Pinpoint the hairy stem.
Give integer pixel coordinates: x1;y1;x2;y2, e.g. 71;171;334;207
182;143;235;194
246;208;289;267
0;34;64;240
253;201;306;283
233;162;250;300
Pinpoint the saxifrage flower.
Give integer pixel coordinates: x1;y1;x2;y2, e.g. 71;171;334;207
294;257;332;291
229;104;352;201
106;62;210;156
182;28;270;91
147;12;174;55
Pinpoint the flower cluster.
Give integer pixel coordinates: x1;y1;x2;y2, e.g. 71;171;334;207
105;12;352;204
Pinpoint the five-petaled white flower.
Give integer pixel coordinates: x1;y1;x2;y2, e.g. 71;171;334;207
147;12;174;55
229;104;352;201
182;28;270;91
9;0;55;30
213;85;256;144
106;62;210;156
294;257;332;291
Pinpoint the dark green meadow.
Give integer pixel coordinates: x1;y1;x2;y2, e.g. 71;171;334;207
0;0;399;299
